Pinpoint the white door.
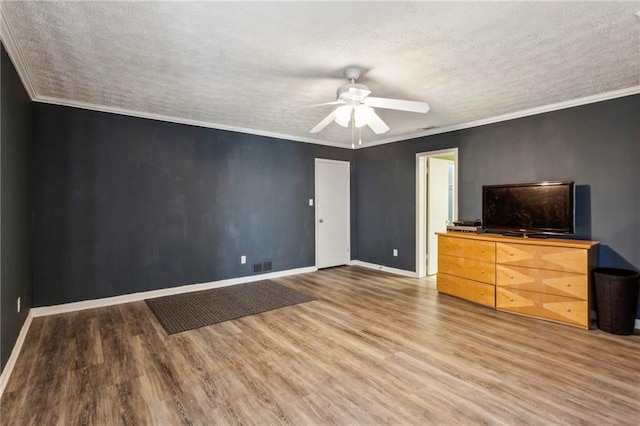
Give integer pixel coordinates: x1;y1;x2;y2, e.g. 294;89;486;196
315;159;350;268
427;157;451;275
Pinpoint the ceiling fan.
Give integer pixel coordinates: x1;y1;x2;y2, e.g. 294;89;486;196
308;67;430;135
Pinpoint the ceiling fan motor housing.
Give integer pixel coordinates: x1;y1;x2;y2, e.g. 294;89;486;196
337;83;371;102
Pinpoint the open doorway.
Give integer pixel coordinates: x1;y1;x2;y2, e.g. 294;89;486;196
416;148;458;278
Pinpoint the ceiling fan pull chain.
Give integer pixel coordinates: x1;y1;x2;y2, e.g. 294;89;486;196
351;112;355;149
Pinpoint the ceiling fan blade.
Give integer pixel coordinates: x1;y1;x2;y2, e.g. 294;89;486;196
367;111;390;134
298;101;343;110
364;97;430;113
310;110;337;133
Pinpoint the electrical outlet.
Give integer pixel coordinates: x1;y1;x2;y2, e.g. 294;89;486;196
241;255;246;264
253;263;263;273
309;199;314;206
17;297;21;313
393;249;398;257
263;261;272;271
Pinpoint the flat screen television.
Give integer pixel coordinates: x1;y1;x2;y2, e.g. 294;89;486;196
482;181;574;236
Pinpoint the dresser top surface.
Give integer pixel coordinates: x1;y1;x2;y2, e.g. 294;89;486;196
436;232;599;249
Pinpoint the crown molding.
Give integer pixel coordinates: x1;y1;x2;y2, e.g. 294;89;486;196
36;85;639;151
357;86;640;149
5;14;637;154
34;95;353;149
0;7;38;99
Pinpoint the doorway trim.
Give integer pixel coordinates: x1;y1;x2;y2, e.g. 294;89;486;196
315;158;351;268
416;148;459;278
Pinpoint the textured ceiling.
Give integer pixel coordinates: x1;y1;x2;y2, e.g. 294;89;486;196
2;1;639;148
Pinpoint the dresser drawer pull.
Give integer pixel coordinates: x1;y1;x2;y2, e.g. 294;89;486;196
565;284;572;287
566;309;572;312
480;292;484;296
509;253;514;256
510;276;514;279
509;298;514;302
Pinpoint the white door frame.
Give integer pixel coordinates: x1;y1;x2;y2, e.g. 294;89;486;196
416;148;459;278
315;158;351;268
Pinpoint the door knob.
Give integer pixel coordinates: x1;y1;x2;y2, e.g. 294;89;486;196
319;219;324;223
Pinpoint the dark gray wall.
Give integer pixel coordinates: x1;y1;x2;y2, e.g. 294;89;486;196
32;104;355;306
1;45;33;371
457;96;639;271
356;133;460;270
357;94;639;318
18;70;640;320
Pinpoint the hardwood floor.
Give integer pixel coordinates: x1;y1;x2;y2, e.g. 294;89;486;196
2;266;639;425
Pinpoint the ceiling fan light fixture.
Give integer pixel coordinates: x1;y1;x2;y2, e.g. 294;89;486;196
307;66;429;136
334;105;352;127
354;104;374;127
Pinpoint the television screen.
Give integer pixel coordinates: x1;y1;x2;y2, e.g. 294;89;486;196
482;181;574;235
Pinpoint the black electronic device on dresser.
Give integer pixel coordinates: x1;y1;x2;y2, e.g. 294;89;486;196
453;220;482;227
447;219;483;233
482;181;574;237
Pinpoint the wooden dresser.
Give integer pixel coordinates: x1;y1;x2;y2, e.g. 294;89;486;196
437;232;598;328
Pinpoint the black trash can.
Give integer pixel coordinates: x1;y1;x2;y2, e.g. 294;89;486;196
593;268;640;335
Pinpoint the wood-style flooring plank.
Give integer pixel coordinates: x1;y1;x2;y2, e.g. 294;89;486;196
2;266;639;425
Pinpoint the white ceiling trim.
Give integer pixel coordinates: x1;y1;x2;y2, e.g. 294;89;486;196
30;85;640;150
34;95;350;149
0;6;37;99
358;86;640;149
4;0;638;152
3;2;638;149
2;2;350;149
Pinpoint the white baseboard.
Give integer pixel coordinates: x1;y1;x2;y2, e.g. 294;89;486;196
350;260;418;278
31;266;317;317
1;266;316;399
0;310;34;399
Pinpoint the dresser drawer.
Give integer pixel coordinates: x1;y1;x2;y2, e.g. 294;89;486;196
496;287;588;328
439;236;495;263
496;243;587;273
437;273;495;307
496;265;587;300
439;254;495;285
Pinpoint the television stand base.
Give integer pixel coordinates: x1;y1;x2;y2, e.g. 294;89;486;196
502;232;549;239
